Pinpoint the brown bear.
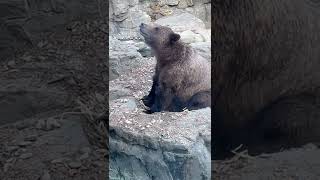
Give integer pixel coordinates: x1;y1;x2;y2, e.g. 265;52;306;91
212;0;320;158
139;23;211;113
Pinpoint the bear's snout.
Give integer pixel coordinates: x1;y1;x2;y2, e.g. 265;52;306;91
139;23;149;38
139;23;146;32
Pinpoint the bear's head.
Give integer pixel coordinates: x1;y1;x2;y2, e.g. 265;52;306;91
139;23;180;51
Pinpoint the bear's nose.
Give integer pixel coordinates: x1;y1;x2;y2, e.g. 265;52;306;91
140;23;145;27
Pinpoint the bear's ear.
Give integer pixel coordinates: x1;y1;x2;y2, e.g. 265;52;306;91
170;33;180;44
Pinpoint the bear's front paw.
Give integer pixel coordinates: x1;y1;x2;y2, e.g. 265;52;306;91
142;95;152;107
149;103;161;113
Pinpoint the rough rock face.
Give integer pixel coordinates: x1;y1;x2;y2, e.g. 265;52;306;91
184;2;211;27
190;42;211;60
109;36;143;80
109;0;151;40
148;0;211;27
108;0;212;40
109;98;211;180
155;12;206;32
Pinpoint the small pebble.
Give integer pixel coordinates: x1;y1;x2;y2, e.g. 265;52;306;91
20;153;33;159
36;118;61;131
79;152;89;160
125;120;132;124
18;141;33;147
68;161;82;169
68;169;77;177
37;41;47;48
21;55;33;61
25;135;37;142
92;161;104;167
14;151;20;156
7;60;15;68
6;158;15;163
51;158;65;164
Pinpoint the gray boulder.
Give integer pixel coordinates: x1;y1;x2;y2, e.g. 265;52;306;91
185;3;211;28
136;41;154;57
109;85;133;101
155;12;206;33
116;8;151;40
194;28;211;42
191;42;211;61
166;0;180;6
109;37;143;80
110;0;130;22
109;98;211;180
180;30;205;44
110;0;151;40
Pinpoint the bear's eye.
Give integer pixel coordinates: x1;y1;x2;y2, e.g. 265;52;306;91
155;27;159;31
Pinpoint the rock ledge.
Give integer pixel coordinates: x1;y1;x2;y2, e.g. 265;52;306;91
109;98;211;180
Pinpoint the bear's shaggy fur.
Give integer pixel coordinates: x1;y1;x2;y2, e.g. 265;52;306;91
212;0;320;156
139;23;211;113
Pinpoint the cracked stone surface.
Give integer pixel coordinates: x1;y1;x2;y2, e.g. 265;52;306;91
109;97;211;180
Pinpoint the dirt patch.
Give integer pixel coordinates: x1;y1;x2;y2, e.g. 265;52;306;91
0;115;107;180
213;144;320;180
0;18;108;179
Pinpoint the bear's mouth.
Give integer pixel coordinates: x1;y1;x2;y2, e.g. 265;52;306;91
140;29;152;45
139;29;148;37
139;26;153;46
139;26;150;38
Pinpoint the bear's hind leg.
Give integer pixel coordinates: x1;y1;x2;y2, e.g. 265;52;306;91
187;90;211;111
